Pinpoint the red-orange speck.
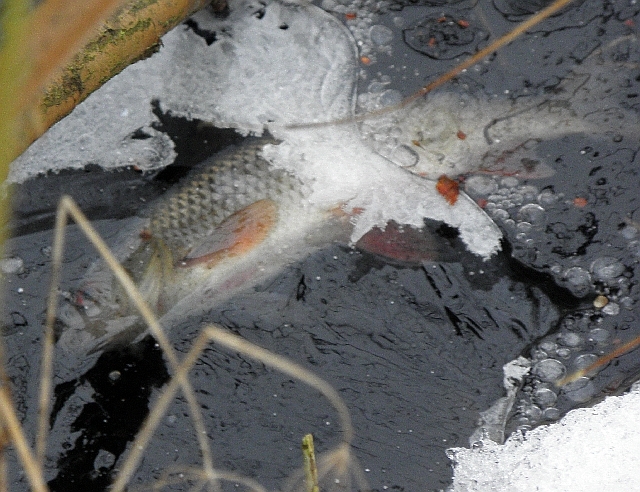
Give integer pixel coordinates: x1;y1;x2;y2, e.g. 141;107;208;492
457;19;470;28
457;130;466;140
573;197;588;208
345;12;356;20
360;56;371;65
436;175;459;205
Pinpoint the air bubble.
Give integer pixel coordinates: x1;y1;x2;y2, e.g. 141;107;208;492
511;193;524;206
516;222;532;233
369;25;393;46
0;257;24;275
602;302;620;316
94;449;116;470
573;353;598;370
558;332;582;348
532;359;566;383
590;257;624;283
390;145;419;168
619;296;634;309
562;267;592;297
542;407;561;420
538;341;557;354
525;405;542;420
588;328;609;343
620;225;637;240
537;189;558;206
563;377;596;403
369;81;390;94
517;203;545;226
501;177;519;188
519;185;538;202
534;387;557;408
378;89;402;107
628;240;640;258
465;176;498;195
490;208;509;220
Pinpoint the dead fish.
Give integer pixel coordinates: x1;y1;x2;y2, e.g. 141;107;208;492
57;137;444;355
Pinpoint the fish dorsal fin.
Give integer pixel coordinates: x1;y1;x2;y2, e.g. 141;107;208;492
178;199;278;269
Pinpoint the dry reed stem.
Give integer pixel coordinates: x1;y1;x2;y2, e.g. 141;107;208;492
11;0;213;164
35;0;214;130
558;333;640;387
45;197;353;492
41;196;216;486
26;0;131;109
0;388;47;492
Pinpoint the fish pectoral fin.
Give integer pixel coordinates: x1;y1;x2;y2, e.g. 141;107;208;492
179;199;278;268
355;220;463;265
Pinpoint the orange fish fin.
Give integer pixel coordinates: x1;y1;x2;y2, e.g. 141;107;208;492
179;199;278;268
356;221;447;265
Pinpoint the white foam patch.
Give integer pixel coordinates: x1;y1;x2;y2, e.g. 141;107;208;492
261;129;502;258
449;383;640;491
159;0;358;129
9;56;175;183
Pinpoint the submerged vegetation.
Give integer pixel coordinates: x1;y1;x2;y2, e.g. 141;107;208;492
2;0;639;489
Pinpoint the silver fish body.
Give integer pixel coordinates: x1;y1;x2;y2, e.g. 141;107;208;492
58;138;339;354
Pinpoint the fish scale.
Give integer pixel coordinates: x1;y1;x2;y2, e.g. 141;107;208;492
148;138;310;257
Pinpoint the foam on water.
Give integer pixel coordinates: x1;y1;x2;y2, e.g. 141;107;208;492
449;382;640;492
